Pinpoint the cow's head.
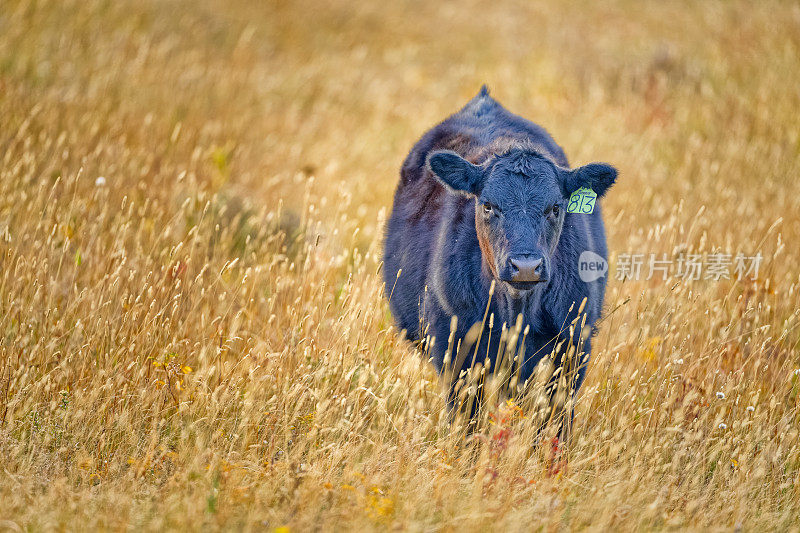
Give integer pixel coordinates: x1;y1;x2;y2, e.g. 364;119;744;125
427;148;616;295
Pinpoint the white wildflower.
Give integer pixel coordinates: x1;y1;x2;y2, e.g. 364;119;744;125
719;423;727;430
95;176;107;187
716;391;725;399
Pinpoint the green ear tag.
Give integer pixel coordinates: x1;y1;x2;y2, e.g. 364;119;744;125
566;187;597;214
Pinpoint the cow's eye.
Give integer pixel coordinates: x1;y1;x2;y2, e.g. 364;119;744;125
482;202;493;215
551;204;560;217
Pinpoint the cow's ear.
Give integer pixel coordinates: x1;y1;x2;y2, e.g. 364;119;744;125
427;150;485;195
562;163;617;198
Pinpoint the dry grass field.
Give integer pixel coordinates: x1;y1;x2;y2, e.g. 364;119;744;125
2;0;800;530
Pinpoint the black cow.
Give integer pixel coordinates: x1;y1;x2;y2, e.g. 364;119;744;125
383;86;617;434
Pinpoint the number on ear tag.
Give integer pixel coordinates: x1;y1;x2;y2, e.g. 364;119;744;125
566;187;597;214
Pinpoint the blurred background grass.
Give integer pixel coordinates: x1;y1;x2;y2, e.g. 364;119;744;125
1;0;800;530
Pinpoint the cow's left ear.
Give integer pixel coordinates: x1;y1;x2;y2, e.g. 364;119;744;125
561;163;617;198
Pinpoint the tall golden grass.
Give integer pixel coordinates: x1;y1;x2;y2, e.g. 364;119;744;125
1;0;800;530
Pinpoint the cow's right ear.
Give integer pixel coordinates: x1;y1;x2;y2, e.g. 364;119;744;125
427;150;485;196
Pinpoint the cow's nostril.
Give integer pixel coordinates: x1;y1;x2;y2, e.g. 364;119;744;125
508;256;544;282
